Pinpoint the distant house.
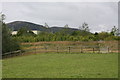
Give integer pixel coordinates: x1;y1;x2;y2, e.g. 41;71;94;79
11;31;18;35
31;30;40;34
11;30;40;35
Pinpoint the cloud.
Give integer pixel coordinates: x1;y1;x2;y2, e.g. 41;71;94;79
2;2;118;33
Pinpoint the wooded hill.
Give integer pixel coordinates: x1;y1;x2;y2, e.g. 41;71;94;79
7;21;89;34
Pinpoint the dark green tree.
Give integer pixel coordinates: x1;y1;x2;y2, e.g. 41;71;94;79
17;27;35;36
17;27;28;36
2;14;20;53
98;32;111;40
71;31;80;36
2;23;20;53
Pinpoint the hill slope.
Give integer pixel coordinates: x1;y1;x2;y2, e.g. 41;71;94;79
7;21;46;31
7;21;91;34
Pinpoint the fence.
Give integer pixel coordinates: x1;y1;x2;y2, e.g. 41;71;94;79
21;41;119;53
2;41;119;58
23;45;113;54
2;50;22;58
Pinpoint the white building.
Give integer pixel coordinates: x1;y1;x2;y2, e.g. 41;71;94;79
32;30;40;34
11;30;40;35
11;31;18;35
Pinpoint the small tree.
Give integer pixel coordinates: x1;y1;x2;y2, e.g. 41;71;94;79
45;23;51;33
98;32;110;40
59;24;70;35
17;27;28;36
64;24;69;28
79;22;90;32
17;27;36;37
45;23;49;28
110;26;119;36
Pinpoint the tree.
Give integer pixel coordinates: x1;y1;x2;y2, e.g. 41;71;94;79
0;13;5;22
17;27;28;36
93;32;99;41
2;23;20;53
98;32;110;40
45;23;49;28
45;23;51;33
64;24;69;28
17;27;35;36
94;32;98;36
2;14;20;53
110;26;119;36
71;31;80;36
59;24;71;35
79;22;90;32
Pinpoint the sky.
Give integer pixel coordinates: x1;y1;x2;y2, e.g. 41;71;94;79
2;2;118;33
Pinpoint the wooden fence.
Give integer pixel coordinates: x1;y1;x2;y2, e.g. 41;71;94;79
2;50;22;58
2;45;118;59
23;45;113;54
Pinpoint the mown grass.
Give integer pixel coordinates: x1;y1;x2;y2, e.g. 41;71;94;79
2;53;118;78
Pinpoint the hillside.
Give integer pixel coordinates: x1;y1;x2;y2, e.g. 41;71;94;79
7;21;91;34
7;21;46;31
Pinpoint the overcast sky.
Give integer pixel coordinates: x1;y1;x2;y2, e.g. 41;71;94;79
2;2;118;33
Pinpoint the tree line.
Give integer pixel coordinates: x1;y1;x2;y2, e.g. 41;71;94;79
12;23;120;42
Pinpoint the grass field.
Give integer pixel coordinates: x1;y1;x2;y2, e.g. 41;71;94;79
2;53;118;78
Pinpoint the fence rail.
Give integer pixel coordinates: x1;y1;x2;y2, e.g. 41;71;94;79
23;45;115;54
2;45;118;59
2;50;23;58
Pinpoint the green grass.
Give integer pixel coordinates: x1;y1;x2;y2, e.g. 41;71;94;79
2;53;118;78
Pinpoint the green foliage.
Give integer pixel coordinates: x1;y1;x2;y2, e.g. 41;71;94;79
14;36;36;42
98;32;111;40
71;31;80;36
104;36;120;41
14;30;119;42
2;23;20;53
12;23;119;42
17;27;35;36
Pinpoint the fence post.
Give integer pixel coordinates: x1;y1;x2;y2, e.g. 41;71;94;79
57;47;59;53
68;47;70;53
93;48;95;53
35;44;36;54
35;44;37;54
108;47;109;53
10;52;12;57
81;47;83;53
98;46;100;53
44;46;47;53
